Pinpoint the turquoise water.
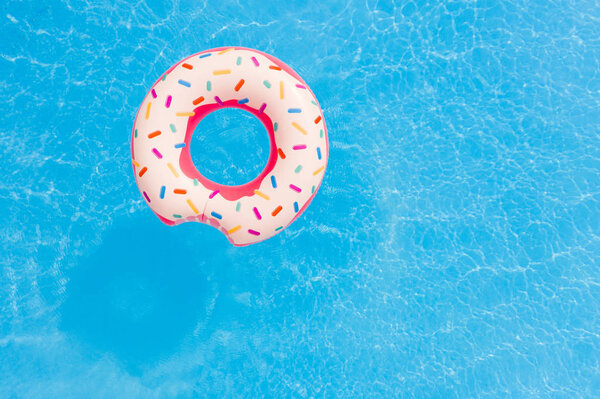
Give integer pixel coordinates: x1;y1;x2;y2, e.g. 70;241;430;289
2;0;600;397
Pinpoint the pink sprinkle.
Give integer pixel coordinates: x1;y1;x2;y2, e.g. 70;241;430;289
152;148;162;159
143;191;151;202
251;56;259;66
295;84;306;89
292;145;307;150
209;190;219;199
151;89;157;98
165;95;172;108
253;207;262;220
259;103;266;113
248;229;260;236
289;184;302;193
215;96;224;106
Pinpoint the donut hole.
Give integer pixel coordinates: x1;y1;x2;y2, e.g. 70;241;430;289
190;108;270;186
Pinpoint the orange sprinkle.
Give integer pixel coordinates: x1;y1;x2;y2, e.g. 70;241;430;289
176;112;195;117
182;63;193;70
254;190;270;200
193;96;205;105
145;102;151;119
269;65;282;71
218;48;234;54
213;69;231;75
187;199;199;214
271;205;282;216
313;166;325;176
227;225;241;234
314;116;322;124
277;148;286;159
279;81;284;99
167;163;179;178
234;79;245;91
173;189;187;194
291;122;307;135
138;167;147;177
148;130;161;138
132;160;140;167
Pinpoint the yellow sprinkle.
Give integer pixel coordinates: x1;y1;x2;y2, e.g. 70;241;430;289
218;48;234;54
167;162;180;178
176;112;195;117
279;81;284;99
313;166;325;176
291;122;307;135
227;225;242;234
145;102;151;119
132;160;140;167
213;69;231;75
254;190;270;200
187;199;199;214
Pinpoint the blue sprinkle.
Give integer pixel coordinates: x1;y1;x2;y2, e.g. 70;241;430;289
174;143;186;149
178;79;191;87
288;108;302;113
271;175;277;188
199;53;212;58
293;201;299;212
238;98;249;104
211;211;222;219
160;186;166;199
317;147;322;160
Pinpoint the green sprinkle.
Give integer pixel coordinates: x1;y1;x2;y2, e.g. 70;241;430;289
311;185;315;193
173;214;182;218
134;129;138;138
169;123;176;132
274;122;278;132
295;165;303;173
236;56;242;65
311;100;317;106
275;226;283;231
162;74;167;81
263;80;271;88
193;179;199;186
236;201;241;212
320;129;324;138
207;81;212;91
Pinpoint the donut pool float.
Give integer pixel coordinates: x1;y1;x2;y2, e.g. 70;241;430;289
131;47;329;246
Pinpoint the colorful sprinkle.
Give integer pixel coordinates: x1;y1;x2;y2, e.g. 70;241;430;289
173;214;182;218
311;100;318;106
295;165;303;173
254;190;270;200
182;63;193;70
218;48;234;54
145;102;151;119
209;190;220;199
148;130;161;138
236;201;241;212
313;166;325;176
269;65;282;71
293;144;307;150
236;56;242;65
143;191;151;202
173;188;187;194
288;108;302;113
152;148;162;159
174;142;186;149
206;81;212;91
278;148;286;159
213;69;231;75
187;199;199;214
293;201;299;212
211;211;222;219
132;160;140;167
275;226;283;231
193;179;199;186
151;89;157;98
317;147;322;160
162;74;167;81
167;163;179;178
248;229;260;236
134;129;138;138
296;84;307;89
289;184;301;193
215;96;224;106
178;79;191;87
198;53;211;59
165;95;172;108
271;175;277;188
272;205;282;216
274;122;278;132
228;225;241;234
320;129;324;138
263;80;271;88
253;207;262;220
251;56;259;66
234;79;245;91
258;103;267;113
160;185;166;199
314;115;322;124
292;122;307;135
176;112;195;117
238;98;249;104
138;167;148;177
279;81;284;99
169;123;176;132
311;185;316;193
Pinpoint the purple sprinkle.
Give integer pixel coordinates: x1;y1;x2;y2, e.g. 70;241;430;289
289;184;302;193
209;190;219;199
293;145;307;150
165;95;172;108
253;207;262;220
248;229;260;236
151;89;157;98
258;103;266;113
143;191;151;202
152;148;162;159
251;56;259;66
215;96;224;106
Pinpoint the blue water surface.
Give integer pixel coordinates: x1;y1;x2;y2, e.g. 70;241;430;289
1;0;600;397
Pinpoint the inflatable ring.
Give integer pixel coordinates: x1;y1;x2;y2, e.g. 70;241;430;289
131;47;329;246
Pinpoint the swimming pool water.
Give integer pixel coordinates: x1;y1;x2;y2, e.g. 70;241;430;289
1;0;600;397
